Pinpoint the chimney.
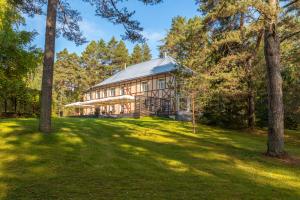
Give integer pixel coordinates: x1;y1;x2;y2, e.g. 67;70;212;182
163;52;168;58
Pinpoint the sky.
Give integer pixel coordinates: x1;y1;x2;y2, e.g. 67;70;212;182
23;0;199;58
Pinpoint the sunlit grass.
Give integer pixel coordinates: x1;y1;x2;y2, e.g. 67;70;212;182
0;117;299;199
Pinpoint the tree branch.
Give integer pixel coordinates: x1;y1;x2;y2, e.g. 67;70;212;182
282;0;299;9
280;30;300;43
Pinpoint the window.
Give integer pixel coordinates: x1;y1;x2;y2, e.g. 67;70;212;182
104;89;107;98
90;92;93;100
120;104;125;113
110;88;116;97
141;82;148;92
120;87;125;95
158;79;166;89
96;91;100;99
109;105;115;113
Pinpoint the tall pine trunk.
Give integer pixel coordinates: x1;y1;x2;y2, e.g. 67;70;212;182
247;77;255;129
39;0;58;133
264;0;285;156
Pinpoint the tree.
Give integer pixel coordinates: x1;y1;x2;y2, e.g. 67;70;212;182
131;44;143;64
39;0;59;132
54;49;86;116
196;0;300;156
0;0;41;116
160;16;210;131
81;40;106;87
142;43;152;61
114;40;129;71
263;0;284;156
12;0;163;133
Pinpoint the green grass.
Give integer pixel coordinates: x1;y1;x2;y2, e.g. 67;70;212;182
0;117;299;200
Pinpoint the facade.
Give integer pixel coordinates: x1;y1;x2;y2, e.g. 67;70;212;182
65;55;192;118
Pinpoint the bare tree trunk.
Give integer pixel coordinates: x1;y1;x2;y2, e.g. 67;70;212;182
39;0;58;133
192;92;196;134
264;0;285;157
247;79;255;129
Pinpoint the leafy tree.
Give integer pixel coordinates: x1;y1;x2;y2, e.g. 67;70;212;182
131;44;143;64
0;0;41;115
142;43;152;61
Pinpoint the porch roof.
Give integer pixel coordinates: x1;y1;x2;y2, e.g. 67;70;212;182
64;95;135;107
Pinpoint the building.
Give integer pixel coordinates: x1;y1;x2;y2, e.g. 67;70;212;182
65;55;192;119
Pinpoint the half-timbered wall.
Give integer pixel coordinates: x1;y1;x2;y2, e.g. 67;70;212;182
82;72;177;115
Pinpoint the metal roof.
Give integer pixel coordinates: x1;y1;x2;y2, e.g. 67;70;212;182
92;56;179;88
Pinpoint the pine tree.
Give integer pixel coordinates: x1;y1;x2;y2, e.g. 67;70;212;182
106;37;119;75
197;0;300;156
114;40;129;71
142;43;152;61
81;40;106;87
54;49;86;116
131;44;143;64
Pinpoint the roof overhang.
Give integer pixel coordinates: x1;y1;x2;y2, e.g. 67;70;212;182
64;95;135;107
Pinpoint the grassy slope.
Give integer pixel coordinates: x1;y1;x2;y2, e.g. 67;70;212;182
0;117;299;200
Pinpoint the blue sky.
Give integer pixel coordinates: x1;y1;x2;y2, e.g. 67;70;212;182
23;0;199;58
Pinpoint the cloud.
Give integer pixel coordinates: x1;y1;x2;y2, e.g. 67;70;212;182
79;20;105;41
142;31;164;42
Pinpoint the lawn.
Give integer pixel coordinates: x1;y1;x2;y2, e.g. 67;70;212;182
0;117;299;200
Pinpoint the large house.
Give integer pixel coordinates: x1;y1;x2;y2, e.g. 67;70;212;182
65;54;192;119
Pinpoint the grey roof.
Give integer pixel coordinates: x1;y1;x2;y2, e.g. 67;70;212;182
93;56;180;88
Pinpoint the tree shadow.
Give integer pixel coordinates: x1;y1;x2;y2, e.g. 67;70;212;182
0;117;299;199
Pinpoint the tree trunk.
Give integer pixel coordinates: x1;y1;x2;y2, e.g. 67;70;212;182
192;92;196;134
14;97;17;113
247;79;255;129
264;0;285;157
4;99;7;113
39;0;58;133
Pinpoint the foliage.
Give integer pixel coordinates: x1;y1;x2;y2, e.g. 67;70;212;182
130;44;143;64
0;0;42;116
161;1;299;129
53;49;87;115
141;43;152;61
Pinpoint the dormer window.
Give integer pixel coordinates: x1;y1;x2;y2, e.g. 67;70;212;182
141;82;148;92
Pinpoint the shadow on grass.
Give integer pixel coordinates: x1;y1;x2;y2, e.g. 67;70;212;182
0;117;299;199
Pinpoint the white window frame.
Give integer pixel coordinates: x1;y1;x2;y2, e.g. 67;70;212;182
141;82;148;92
158;78;166;89
110;88;116;97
